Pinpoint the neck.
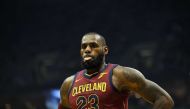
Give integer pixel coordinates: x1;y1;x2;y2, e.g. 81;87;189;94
86;62;107;75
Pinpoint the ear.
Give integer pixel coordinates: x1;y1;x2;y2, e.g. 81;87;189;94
104;46;109;55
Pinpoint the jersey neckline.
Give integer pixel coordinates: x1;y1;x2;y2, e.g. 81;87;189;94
83;63;109;79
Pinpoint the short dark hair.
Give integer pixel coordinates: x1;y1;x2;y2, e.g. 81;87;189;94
83;32;107;46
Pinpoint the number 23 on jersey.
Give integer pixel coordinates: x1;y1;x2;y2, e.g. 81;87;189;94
76;94;99;109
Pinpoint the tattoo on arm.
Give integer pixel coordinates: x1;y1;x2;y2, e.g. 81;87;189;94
115;66;174;108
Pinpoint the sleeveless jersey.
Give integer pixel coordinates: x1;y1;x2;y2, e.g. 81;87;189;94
68;64;129;109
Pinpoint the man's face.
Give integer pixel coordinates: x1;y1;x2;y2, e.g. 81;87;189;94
80;35;107;69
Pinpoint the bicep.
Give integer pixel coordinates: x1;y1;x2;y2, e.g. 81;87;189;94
60;75;74;108
116;66;146;92
137;79;173;105
136;79;163;104
117;67;172;104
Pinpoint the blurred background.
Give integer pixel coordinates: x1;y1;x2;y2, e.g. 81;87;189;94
1;0;190;109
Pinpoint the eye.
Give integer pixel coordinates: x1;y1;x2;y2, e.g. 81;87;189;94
81;44;87;49
89;43;98;48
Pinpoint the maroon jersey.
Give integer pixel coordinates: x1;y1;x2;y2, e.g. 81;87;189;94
68;64;129;109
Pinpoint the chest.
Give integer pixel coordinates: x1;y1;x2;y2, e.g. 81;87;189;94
71;75;113;99
68;73;121;108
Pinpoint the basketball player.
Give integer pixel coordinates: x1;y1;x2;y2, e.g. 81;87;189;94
58;32;174;109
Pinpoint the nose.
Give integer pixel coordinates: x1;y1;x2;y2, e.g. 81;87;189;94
84;45;91;54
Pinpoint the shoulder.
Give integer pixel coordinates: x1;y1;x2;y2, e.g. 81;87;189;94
59;75;75;108
62;75;75;85
61;69;84;88
113;65;145;79
60;75;75;94
112;65;146;91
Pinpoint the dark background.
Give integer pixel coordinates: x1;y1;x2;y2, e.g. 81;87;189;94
1;0;190;109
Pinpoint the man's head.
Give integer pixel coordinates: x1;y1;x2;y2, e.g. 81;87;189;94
80;32;108;70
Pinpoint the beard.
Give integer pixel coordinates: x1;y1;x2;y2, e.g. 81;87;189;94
81;53;104;70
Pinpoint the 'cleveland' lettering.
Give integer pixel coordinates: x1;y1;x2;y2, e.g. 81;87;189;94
72;82;106;96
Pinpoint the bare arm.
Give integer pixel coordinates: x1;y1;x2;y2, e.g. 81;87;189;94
59;75;74;109
112;65;174;109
